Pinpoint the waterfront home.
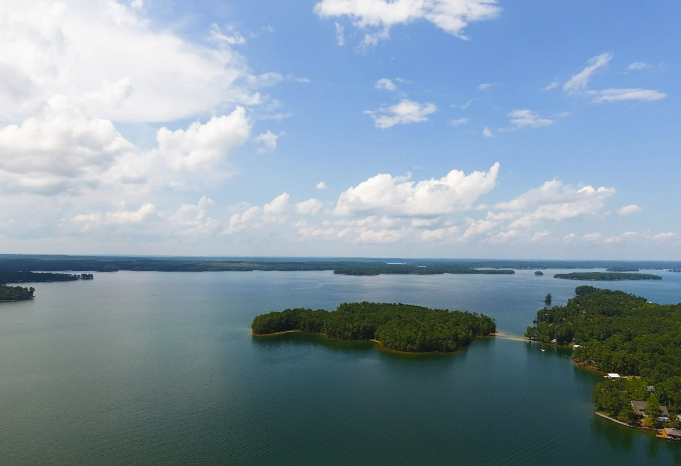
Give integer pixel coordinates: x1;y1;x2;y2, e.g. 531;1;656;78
606;373;621;380
631;401;669;417
664;428;681;441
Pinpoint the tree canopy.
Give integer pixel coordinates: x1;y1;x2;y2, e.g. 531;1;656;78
526;286;681;424
252;302;496;353
0;285;34;301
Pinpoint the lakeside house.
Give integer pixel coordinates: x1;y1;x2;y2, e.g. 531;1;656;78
631;401;669;418
606;373;621;380
664;428;681;441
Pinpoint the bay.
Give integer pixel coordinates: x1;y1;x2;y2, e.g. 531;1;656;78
0;269;680;465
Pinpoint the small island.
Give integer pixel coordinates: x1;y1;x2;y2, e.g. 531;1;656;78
534;271;543;276
553;272;661;281
0;285;35;301
525;286;681;435
252;302;496;353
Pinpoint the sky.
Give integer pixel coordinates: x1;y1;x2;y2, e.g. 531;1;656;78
0;0;679;259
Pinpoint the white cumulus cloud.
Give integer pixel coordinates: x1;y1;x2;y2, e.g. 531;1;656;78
365;99;436;129
296;199;324;215
615;205;642;216
375;78;397;91
264;193;291;215
334;163;499;217
495;179;616;229
73;202;157;230
507;109;554;128
256;130;279;153
155;108;251;171
0;96;133;194
314;0;501;45
168;196;218;236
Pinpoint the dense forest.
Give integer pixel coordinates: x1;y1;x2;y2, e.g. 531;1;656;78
554;272;662;281
252;302;496;353
0;285;35;301
0;272;93;285
525;286;681;426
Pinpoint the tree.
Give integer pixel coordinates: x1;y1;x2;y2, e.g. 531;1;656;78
544;293;552;305
617;403;637;424
644;395;662;426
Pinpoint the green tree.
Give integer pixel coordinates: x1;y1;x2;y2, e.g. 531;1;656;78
544;293;552;305
644;395;662;426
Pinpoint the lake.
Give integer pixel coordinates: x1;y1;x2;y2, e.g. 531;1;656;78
1;269;680;465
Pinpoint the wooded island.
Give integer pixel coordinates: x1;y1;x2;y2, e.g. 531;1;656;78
252;302;496;353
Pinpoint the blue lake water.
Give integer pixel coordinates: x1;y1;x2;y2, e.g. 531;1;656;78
1;269;680;465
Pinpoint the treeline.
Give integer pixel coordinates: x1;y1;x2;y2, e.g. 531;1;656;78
0;272;93;285
333;265;515;276
0;285;34;301
554;272;662;281
525;286;681;424
3;255;681;274
605;266;640;272
252;302;496;353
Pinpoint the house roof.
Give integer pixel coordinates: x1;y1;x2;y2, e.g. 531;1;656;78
665;428;681;438
631;401;669;416
631;401;646;413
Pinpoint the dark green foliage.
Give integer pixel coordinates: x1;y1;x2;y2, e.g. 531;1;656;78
544;293;552;304
252;302;496;353
591;378;647;419
534;271;543;276
0;272;92;285
554;272;662;281
0;285;34;301
527;287;681;418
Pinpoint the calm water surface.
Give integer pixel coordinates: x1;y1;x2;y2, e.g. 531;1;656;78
1;269;681;465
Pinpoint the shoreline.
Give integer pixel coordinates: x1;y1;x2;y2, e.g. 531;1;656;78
251;328;494;355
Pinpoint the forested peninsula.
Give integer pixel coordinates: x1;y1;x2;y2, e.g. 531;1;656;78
0;272;93;284
251;302;496;353
554;272;662;281
0;272;93;303
525;287;681;429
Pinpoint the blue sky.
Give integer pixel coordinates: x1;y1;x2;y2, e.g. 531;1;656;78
0;0;679;258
